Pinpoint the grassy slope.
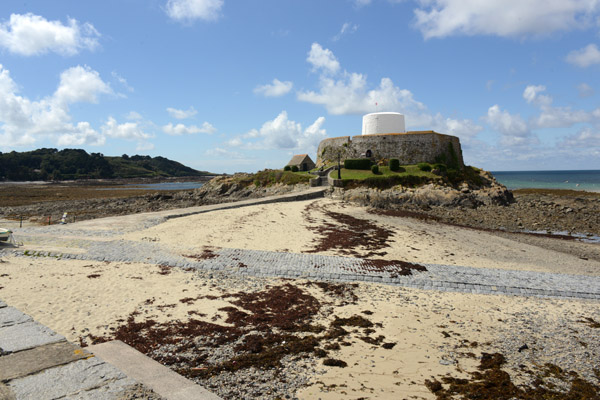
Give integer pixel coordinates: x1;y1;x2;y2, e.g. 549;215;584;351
335;165;436;180
330;164;483;189
106;156;214;179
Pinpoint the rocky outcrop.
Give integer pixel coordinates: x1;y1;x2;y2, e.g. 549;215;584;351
190;174;310;203
1;175;311;224
330;170;513;210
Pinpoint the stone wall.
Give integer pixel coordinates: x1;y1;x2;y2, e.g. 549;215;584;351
316;131;464;168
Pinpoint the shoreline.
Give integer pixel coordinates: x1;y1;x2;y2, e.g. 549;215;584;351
1;185;599;398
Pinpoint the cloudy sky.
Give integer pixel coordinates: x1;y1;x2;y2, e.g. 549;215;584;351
1;0;599;173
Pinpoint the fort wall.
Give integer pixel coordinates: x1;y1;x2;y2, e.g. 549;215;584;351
316;131;464;168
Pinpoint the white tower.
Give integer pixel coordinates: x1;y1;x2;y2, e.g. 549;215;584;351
362;112;406;135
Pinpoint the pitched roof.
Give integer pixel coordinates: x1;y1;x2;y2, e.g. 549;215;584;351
287;154;312;165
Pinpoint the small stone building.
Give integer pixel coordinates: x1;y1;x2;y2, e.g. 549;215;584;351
286;154;315;171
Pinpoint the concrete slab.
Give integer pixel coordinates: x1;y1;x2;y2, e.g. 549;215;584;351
0;320;65;353
0;341;91;381
89;340;221;400
0;383;16;400
0;306;33;328
61;379;148;400
7;357;135;399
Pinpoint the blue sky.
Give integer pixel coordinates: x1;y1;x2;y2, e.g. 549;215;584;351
0;0;599;173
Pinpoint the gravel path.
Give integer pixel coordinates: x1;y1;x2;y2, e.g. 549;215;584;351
3;189;599;302
4;231;599;301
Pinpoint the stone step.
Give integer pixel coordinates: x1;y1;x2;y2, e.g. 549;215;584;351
89;340;221;400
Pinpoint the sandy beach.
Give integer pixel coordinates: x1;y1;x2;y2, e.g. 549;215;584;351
1;195;599;399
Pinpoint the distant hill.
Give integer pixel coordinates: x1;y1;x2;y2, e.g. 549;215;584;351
0;148;214;181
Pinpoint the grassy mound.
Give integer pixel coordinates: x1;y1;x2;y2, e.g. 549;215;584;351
331;164;484;189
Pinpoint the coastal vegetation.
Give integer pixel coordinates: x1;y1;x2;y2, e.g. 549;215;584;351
331;163;483;189
0;148;213;181
243;169;311;187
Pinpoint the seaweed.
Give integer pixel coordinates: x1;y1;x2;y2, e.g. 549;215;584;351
331;315;373;328
304;203;395;258
82;282;380;384
323;358;347;368
425;352;600;400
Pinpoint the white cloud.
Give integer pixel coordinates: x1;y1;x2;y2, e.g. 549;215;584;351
136;141;155;151
166;106;197;119
566;44;600;67
484;105;535;146
561;127;600;148
254;79;293;97
162;121;216;135
54;65;112;106
165;0;223;22
126;111;143;120
521;84;593;128
307;43;340;74
225;137;243;147
101;117;153;141
533;106;591;129
0;64;112;147
299;42;480;143
425;114;483;142
0;13;99;56
332;22;358;41
112;71;133;93
523;85;552;107
413;0;600;39
204;147;245;159
298;73;425;116
578;83;594;98
228;111;327;152
56;122;105;146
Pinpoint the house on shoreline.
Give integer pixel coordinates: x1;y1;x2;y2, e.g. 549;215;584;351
286;154;316;171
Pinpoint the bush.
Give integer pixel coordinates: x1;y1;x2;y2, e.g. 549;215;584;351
389;158;400;171
343;175;430;190
432;163;447;172
344;158;372;170
371;165;379;174
247;169;312;187
291;165;299;172
283;165;291;171
417;162;432;172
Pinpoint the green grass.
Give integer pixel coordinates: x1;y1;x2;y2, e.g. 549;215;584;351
106;157;159;178
328;164;484;189
331;165;437;181
232;169;313;187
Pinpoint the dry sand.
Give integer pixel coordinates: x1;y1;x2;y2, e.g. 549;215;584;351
1;196;599;398
0;256;598;399
123;198;600;275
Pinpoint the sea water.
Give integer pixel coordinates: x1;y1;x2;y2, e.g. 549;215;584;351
96;182;204;191
491;170;600;192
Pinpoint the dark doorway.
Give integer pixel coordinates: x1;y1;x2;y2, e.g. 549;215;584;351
302;163;308;171
365;149;372;158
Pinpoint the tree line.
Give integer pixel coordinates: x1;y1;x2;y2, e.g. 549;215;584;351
0;148;210;181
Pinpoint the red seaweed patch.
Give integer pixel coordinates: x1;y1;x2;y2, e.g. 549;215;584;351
157;265;172;275
184;248;219;261
359;258;427;276
425;352;600;400
304;203;395;258
80;281;388;388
